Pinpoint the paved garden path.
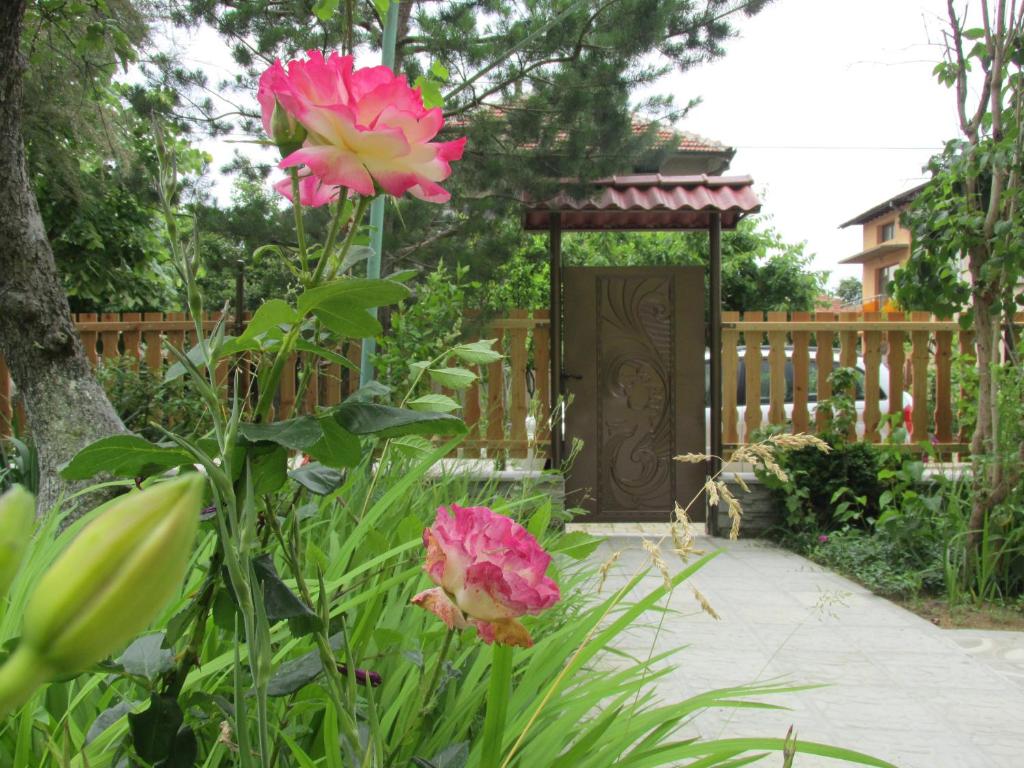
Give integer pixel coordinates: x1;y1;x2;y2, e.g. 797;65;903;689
573;526;1024;768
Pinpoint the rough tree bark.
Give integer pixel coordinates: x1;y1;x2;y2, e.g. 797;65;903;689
0;0;126;515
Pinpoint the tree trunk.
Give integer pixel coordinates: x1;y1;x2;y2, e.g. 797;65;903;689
0;0;126;516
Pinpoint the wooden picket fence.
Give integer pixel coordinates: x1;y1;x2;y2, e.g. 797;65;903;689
720;310;998;455
0;309;552;460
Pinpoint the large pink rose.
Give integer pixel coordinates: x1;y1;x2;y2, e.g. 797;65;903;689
411;505;560;648
257;51;466;206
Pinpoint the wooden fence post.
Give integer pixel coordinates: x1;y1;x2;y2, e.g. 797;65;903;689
886;311;906;432
814;312;837;432
743;311;763;440
910;311;931;441
839;310;859;441
766;311;787;428
485;324;506;455
790;311;810;433
862;311;882;442
79;313;99;365
721;310;740;447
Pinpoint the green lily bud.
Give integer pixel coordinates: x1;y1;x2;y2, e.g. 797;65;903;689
270;98;307;157
0;475;203;716
0;485;35;598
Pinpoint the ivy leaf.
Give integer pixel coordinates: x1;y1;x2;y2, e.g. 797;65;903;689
240;417;324;451
428;367;477;390
60;435;193;481
332;402;467;438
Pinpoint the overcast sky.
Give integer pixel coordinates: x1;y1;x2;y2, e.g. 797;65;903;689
659;0;962;285
184;0;965;289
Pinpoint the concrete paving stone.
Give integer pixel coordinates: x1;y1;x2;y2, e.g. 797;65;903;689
584;531;1024;768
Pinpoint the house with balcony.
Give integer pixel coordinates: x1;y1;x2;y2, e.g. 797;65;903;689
838;183;926;311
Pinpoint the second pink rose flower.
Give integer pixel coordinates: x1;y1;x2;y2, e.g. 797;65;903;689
411;505;560;648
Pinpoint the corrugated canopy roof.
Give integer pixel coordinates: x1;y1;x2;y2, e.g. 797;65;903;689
523;174;761;231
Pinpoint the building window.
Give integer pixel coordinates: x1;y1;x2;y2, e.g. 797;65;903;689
877;264;897;299
878;222;895;242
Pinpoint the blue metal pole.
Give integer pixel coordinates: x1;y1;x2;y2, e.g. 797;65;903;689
360;1;400;387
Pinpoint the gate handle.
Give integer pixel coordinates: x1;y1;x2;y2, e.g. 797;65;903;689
562;371;583;381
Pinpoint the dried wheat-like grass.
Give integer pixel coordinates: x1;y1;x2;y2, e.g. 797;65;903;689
769;432;830;453
732;472;750;493
691;586;721;620
703;478;720;507
642;539;672;590
674;452;710;463
716;480;743;540
596;550;622;594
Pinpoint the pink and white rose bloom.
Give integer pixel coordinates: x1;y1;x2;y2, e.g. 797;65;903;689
411;505;560;648
257;51;466;206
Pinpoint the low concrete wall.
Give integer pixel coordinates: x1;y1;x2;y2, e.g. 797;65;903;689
714;472;781;537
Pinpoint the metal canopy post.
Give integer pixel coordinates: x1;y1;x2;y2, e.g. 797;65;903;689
549;212;563;468
708;211;723;535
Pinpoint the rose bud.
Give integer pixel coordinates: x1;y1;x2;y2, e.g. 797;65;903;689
269;98;307;157
0;475;203;716
0;485;35;598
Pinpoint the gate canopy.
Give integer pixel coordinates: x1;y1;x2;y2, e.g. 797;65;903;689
522;174;761;232
525;172;761;536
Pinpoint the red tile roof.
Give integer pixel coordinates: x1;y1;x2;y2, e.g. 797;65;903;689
523;174;760;231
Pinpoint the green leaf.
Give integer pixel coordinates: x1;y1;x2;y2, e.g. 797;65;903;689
527;502;551;539
333;402;467;438
372;0;390;16
252;444;288;495
414;76;444;109
164;341;209;382
240;417;323;451
450;339;502;365
345;380;390;402
430;61;450;81
60;435;194;480
129;694;183;764
338;245;375;274
252;554;323;636
267;647;325;697
550;530;603;560
312;302;382;338
294;340;359;371
428;367;477;390
219;299;298;356
288;462;344;495
387;269;418;283
117;633;174;682
313;0;340;21
298;278;410;315
307;417;362;468
390;435;434;458
408;394;461;413
963;27;985;40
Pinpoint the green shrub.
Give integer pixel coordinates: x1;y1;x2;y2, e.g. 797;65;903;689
94;355;212;440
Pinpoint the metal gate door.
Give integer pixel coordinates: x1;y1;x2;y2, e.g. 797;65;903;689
562;267;705;522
